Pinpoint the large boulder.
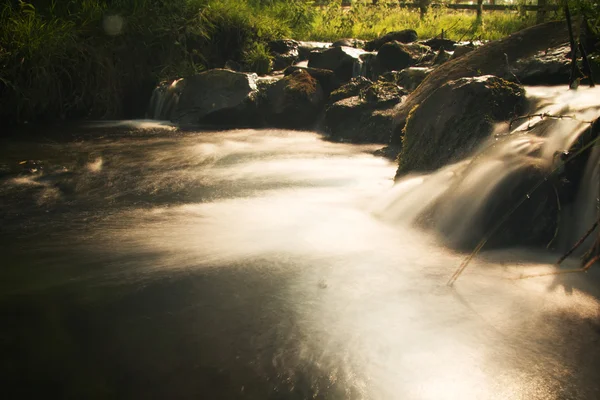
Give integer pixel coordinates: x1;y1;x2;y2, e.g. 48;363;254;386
173;69;259;126
262;70;325;129
324;80;406;144
392;21;571;145
396;75;525;175
365;29;418;52
308;46;366;82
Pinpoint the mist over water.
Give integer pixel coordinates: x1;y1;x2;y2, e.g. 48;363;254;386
1;89;600;398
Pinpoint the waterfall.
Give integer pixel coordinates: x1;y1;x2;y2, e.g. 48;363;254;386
374;86;600;250
146;78;184;120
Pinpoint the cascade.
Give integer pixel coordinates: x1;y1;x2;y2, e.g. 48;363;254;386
374;86;600;251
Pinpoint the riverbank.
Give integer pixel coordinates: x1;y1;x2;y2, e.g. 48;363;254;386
1;0;542;128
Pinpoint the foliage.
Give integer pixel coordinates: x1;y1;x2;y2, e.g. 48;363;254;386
243;42;273;75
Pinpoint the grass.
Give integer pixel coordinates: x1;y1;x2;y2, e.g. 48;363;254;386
306;1;539;42
0;0;313;126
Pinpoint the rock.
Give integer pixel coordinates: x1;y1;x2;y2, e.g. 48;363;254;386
430;163;559;249
263;70;325;129
381;67;432;92
376;42;432;73
397;75;526;175
432;48;451;66
224;60;242;71
365;29;418;52
324;80;406;144
358;52;379;80
269;39;300;71
376;41;413;72
332;38;365;49
174;69;259;126
308;46;366;82
507;45;571;85
325;97;398;144
329;77;372;103
392;21;571;145
450;44;475;60
297;41;331;61
284;66;341;95
423;38;457;51
268;39;299;55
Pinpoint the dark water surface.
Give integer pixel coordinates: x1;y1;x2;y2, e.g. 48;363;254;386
1;123;600;399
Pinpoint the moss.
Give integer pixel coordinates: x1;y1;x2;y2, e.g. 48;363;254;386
285;70;317;97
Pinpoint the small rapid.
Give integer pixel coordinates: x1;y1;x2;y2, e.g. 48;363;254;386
375;86;600;251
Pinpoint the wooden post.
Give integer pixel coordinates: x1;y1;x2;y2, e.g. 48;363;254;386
537;0;547;24
476;0;484;22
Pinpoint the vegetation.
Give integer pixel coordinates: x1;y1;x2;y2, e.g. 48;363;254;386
0;0;314;125
309;1;538;42
1;0;598;126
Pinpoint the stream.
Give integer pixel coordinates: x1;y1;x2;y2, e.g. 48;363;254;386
1;118;600;398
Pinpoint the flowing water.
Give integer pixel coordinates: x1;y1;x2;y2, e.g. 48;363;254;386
1;88;600;399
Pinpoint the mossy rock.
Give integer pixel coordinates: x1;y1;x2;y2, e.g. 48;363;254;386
263;70;325;129
396;75;525;176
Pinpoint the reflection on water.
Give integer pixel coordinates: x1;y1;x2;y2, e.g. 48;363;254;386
1;126;599;399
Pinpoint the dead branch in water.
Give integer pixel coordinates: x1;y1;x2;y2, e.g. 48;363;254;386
509;113;595;131
513;254;600;281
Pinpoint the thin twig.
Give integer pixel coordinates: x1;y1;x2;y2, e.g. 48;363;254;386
556;218;599;265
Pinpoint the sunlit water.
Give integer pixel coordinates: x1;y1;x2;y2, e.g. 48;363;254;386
1;121;599;399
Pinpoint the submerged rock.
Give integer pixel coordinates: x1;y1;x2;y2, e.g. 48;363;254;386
262;70;325;129
397;75;525;175
308;46;366;82
365;29;418;52
174;69;259;126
